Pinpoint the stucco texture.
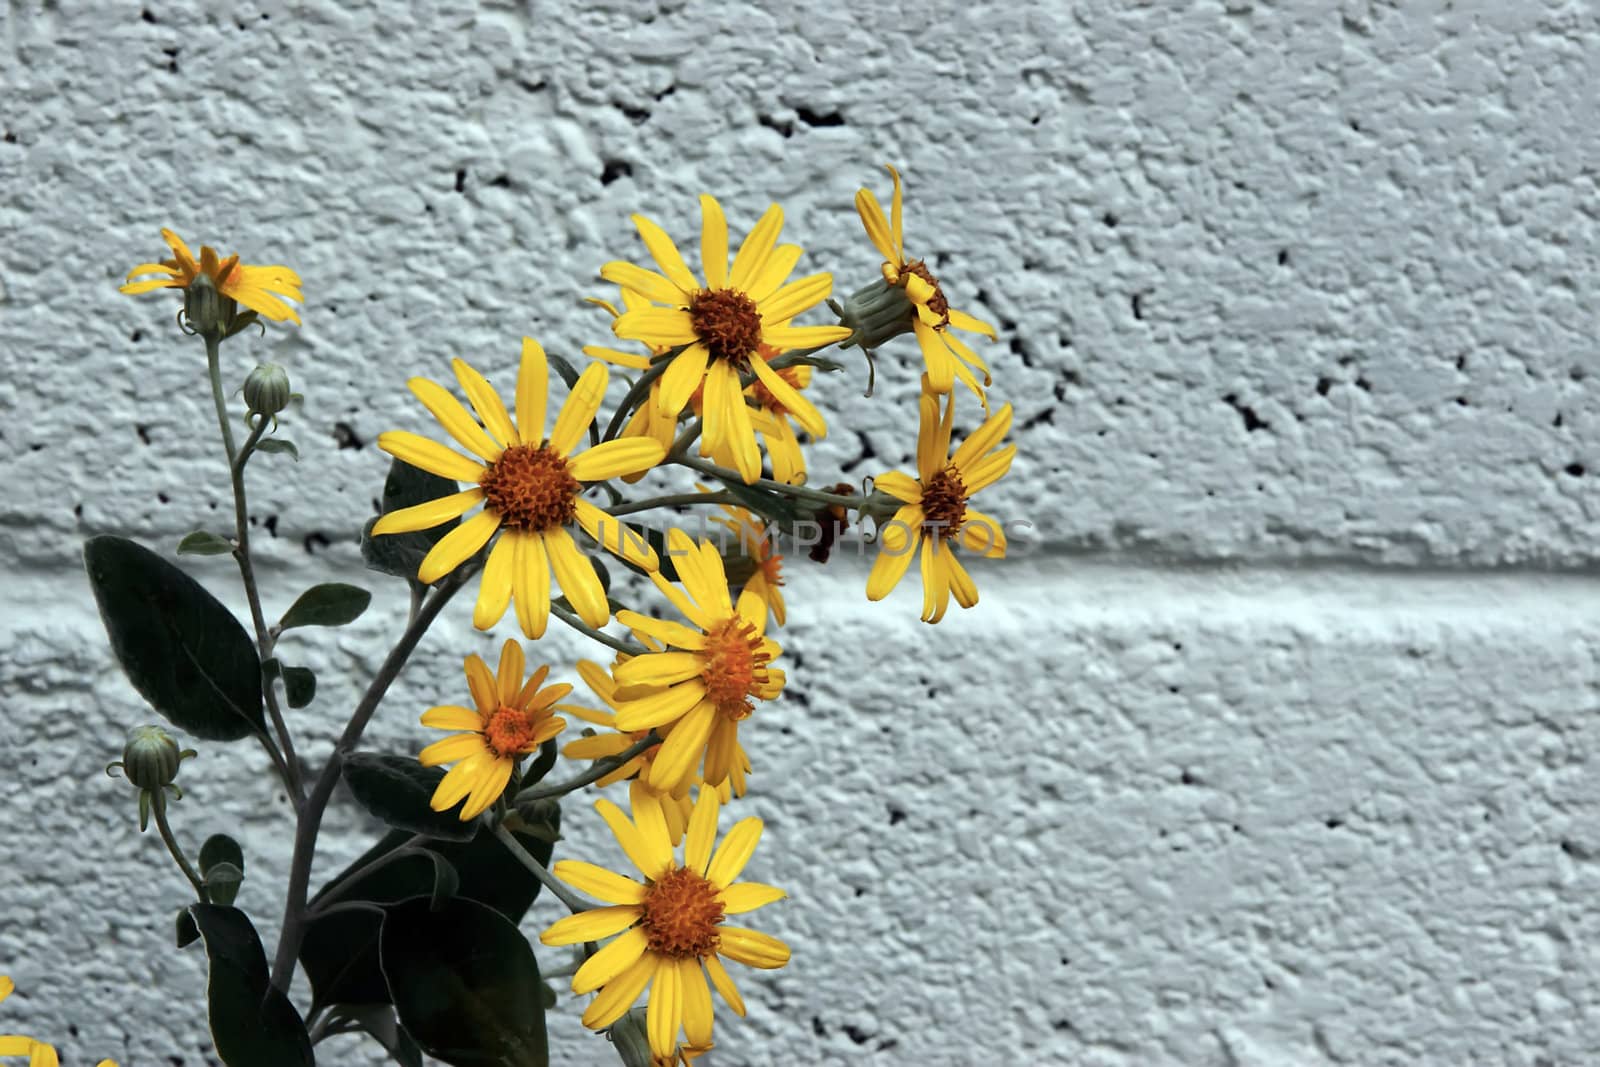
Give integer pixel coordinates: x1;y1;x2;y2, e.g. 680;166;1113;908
2;0;1598;1064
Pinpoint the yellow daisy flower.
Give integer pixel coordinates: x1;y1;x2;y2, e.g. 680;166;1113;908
867;387;1015;623
855;166;997;401
539;790;789;1060
0;976;118;1067
606;529;784;793
419;639;571;821
706;495;787;627
120;228;302;325
601;197;851;484
372;337;665;639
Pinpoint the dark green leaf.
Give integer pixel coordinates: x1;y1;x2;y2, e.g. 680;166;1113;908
325;1005;423;1067
186;904;314;1067
255;438;299;461
284;666;316;708
380;896;548;1067
176;908;199;949
280;582;371;629
362;459;462;583
342;753;480;843
300;806;560;1013
177;531;234;556
524;738;558;789
200;834;244;877
83;536;265;742
204;862;245;907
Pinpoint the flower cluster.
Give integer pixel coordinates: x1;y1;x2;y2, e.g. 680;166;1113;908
114;164;1019;1063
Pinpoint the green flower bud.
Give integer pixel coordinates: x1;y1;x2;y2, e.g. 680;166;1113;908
832;277;916;352
183;272;224;337
108;724;194;793
243;363;293;422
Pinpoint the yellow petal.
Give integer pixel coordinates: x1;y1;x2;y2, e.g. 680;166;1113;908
613;682;708;733
575;499;661;571
913;318;956;395
371;488;484;536
699;194;728;290
915;392;943;482
963;443;1015;494
417;511;501;585
757;324;853;349
553;859;647;906
451;358;518;448
463;653;498;714
581;953;655;1030
706;816;763;887
616;307;699;347
632;212;702;293
513;531;551;639
959;507;1007;558
615;651;705;688
551;362;608;457
886;163;905;260
472;529;517;629
718;927;790;970
596;797;673;881
408;376;503;462
757;272;833;325
568;437;666;482
945;543;979;609
582;344;653;371
377;431;486;484
647;951;683;1057
747;243;803;303
684;788;719;876
496;639;525;703
871;471;921;503
616;609;706;651
704;954;745;1016
919;535;949;624
854;186;898;264
647;700;717;792
666;528;731;618
541;904;642;946
516;337;549;446
679;958;715;1047
546;526;610;629
951;402;1013;472
429;751;493;810
947;306;998;339
419;705;482;731
718;882;786;915
460;756;513;820
748;356;825;440
658;343;711;418
601;261;688;305
728;202;783;292
572;925;649;995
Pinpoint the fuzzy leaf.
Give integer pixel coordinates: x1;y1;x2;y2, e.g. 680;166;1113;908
186;904;314;1067
280;583;371;629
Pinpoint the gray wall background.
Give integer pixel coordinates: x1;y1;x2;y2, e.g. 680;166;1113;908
3;0;1599;1064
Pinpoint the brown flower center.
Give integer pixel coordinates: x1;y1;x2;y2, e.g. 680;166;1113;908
483;705;537;757
640;866;724;959
479;444;580;531
900;259;950;328
700;616;772;720
689;288;763;368
921;466;968;538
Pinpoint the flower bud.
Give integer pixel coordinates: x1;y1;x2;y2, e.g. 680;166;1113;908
832;277;916;352
183;272;224;336
112;725;190;792
243;363;293;422
609;1008;653;1067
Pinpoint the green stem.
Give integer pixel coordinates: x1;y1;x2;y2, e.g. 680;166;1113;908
550;602;647;657
204;333;304;808
511;733;659;806
605;490;736;518
671;454;862;509
151;790;207;901
269;566;474;994
668;417;702;459
602;356;672;443
493;824;590;914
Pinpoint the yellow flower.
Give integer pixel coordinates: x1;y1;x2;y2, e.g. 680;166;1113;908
705;494;787;627
540;790;788;1060
601;197;850;484
120;228;302;324
606;530;784;793
419;639;571;821
855;166;997;401
867;388;1014;623
373;338;664;639
0;976;118;1067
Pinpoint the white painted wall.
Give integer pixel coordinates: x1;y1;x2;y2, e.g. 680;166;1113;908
3;0;1598;1064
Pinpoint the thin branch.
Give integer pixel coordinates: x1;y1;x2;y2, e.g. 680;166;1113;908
151;791;207;901
550;602;648;657
512;733;659;806
605;490;736;518
493;824;591;914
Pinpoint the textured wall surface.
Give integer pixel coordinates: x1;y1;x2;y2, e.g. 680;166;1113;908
3;0;1599;1064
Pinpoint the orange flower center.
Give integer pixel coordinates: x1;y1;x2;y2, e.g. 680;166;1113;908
641;865;724;959
700;616;771;720
480;444;580;531
484;705;538;757
900;259;950;328
921;466;968;538
689;288;763;368
755;544;785;586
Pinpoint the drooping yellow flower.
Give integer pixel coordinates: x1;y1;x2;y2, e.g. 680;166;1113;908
0;976;118;1067
120;228;303;324
373;338;664;639
867;387;1014;623
601;197;850;483
856;166;997;401
607;530;784;793
419;639;570;821
705;494;787;627
740;344;812;486
540;791;788;1060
